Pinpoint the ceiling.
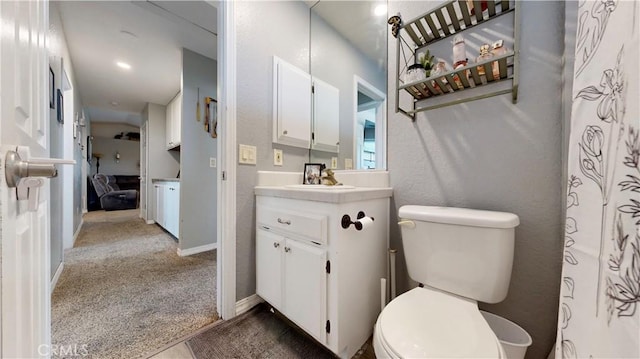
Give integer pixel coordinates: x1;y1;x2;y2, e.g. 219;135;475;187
310;1;387;69
57;1;217;127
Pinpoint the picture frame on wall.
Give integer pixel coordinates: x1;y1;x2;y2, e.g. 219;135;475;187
49;67;55;109
303;163;324;185
56;89;64;123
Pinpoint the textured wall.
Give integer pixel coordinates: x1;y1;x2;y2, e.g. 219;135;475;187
235;1;311;300
387;2;565;358
179;49;218;251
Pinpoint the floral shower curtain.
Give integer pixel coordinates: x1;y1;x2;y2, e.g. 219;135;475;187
556;1;639;358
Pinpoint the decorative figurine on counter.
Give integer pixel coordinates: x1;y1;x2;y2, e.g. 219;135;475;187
322;169;342;186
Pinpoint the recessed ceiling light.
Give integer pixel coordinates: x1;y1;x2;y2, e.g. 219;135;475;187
111;101;119;107
116;61;131;70
374;4;387;16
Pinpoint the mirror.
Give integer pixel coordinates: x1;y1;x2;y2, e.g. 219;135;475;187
309;1;388;170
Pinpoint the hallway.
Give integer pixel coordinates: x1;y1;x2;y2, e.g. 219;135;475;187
51;210;218;358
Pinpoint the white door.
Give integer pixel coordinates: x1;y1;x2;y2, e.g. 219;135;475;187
1;1;52;357
283;239;326;341
140;122;147;221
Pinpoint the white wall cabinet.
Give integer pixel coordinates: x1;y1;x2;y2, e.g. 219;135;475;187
256;195;389;358
166;92;182;150
312;77;340;153
272;57;311;149
154;181;180;238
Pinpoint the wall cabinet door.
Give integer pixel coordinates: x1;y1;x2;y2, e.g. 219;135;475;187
284;239;326;341
273;57;311;149
166;92;181;149
256;228;284;309
312;77;339;153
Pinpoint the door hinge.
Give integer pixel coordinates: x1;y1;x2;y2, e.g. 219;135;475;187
311;132;315;141
326;320;330;334
222;171;227;180
325;260;330;274
312;84;315;93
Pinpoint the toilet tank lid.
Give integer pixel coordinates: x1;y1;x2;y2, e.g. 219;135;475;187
399;206;519;228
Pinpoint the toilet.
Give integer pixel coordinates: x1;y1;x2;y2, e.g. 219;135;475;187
374;205;520;358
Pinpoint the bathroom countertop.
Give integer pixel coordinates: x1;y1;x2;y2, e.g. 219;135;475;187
151;178;180;183
254;186;393;203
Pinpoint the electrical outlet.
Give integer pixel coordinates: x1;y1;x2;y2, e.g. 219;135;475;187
209;157;216;168
330;157;338;169
274;149;283;166
345;158;353;170
239;144;257;165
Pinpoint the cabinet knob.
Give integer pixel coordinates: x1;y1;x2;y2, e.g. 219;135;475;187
273;242;280;248
284;247;291;253
277;218;291;225
283;130;288;135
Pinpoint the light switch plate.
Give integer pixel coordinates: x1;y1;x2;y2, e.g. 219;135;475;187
210;157;217;168
345;158;353;170
330;157;338;169
239;144;257;165
274;149;283;166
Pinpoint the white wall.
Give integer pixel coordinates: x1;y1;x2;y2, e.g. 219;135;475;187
49;3;87;271
91;137;140;176
387;2;565;358
179;48;217;252
235;0;311;300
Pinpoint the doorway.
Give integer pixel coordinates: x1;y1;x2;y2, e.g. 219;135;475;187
354;75;386;170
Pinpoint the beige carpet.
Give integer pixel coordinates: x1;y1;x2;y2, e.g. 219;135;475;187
52;210;218;359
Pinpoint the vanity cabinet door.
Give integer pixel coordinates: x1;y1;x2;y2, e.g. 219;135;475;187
154;184;165;227
312;77;339;153
273;57;311;149
283;239;326;341
256;228;284;310
164;184;180;238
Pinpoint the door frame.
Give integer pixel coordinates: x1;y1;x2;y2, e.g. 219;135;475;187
352;75;387;170
216;0;237;320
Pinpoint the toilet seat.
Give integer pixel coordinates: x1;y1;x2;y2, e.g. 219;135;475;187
375;287;504;358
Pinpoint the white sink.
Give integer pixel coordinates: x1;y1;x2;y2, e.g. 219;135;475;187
284;184;356;190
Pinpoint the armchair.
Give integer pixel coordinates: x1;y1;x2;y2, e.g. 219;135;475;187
91;174;138;211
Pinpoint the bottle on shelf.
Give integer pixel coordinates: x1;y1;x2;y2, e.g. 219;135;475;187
491;40;508;79
452;35;467;68
475;43;494;79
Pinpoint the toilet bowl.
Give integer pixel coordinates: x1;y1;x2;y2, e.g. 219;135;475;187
373;205;519;358
373;287;505;358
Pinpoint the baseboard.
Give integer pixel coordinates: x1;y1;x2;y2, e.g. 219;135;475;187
146;219;156;225
51;263;64;294
177;243;217;257
235;294;263;316
72;218;84;246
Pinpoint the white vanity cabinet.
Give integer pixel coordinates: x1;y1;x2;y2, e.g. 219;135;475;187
255;192;390;358
153;180;180;238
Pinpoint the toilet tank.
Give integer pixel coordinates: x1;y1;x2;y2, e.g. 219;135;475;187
398;206;519;303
